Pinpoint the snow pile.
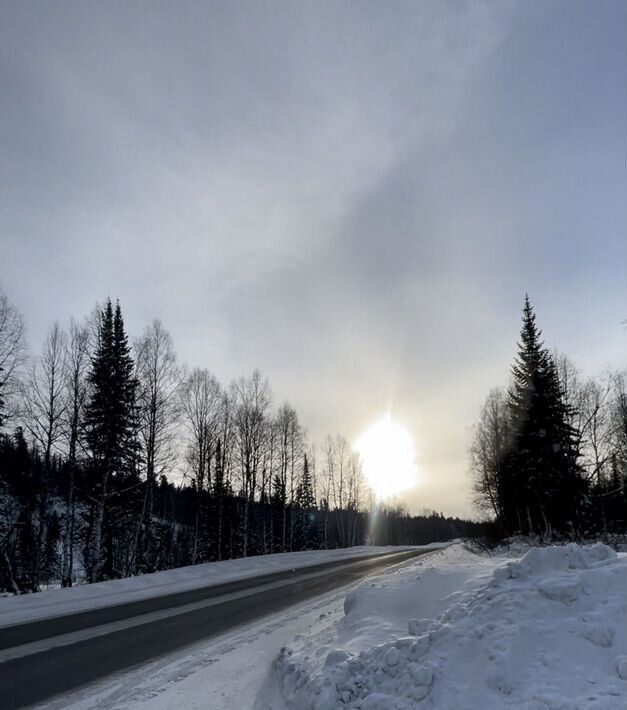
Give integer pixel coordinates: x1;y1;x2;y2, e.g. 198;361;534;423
272;543;627;709
493;541;617;579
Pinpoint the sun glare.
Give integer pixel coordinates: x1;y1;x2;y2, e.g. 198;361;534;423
354;414;419;499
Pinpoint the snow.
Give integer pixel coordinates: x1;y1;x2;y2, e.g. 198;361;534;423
267;542;627;710
0;545;435;628
21;542;627;710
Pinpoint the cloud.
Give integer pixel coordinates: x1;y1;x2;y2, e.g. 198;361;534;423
1;1;625;516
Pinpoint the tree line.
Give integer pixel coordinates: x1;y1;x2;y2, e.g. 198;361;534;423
0;286;479;593
471;295;627;541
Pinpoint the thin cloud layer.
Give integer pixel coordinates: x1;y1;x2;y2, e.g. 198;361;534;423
1;1;625;516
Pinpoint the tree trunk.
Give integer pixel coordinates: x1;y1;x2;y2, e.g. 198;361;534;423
1;545;20;596
90;468;109;583
61;462;76;587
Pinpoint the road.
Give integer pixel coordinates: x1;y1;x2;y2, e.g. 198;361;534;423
0;547;436;709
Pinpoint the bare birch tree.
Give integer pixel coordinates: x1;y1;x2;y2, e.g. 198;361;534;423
132;320;183;572
61;319;90;586
470;388;511;520
556;354;614;483
24;323;67;465
181;368;222;563
579;376;613;484
274;403;301;551
231;370;271;556
22;322;67;589
346;451;365;546
0;286;27;428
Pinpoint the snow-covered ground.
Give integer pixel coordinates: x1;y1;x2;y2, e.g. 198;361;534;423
267;542;627;709
31;545;474;710
23;542;627;710
0;545;431;628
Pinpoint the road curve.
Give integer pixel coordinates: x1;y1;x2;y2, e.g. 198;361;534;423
0;547;438;709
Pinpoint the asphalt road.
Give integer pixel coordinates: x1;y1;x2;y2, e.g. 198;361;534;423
0;547;437;709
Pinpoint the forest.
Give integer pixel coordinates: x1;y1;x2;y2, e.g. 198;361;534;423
471;296;627;542
0;286;479;594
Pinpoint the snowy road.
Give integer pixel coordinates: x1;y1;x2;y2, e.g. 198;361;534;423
0;547;436;709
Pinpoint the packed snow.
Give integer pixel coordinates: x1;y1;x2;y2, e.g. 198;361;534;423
0;545;436;628
265;542;627;709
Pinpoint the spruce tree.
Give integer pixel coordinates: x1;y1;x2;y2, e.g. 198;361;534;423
271;473;286;508
85;299;138;580
504;296;583;538
295;454;317;549
295;454;315;509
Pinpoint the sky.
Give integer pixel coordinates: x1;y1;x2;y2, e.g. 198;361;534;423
1;1;626;517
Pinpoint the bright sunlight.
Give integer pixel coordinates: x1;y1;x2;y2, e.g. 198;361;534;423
354;414;419;499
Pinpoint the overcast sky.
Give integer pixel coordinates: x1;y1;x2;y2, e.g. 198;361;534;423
1;1;626;517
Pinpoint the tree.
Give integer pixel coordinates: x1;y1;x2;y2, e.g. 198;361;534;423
470;388;511;523
211;436;230;561
296;453;316;509
0;286;27;428
555;353;614;487
321;434;359;547
0;365;4;426
22;322;67;590
295;453;318;549
3;427;41;591
132;320;183;572
504;296;583;538
214;391;235;560
274;403;302;551
84;299;138;581
60;319;90;586
611;372;627;471
345;450;365;547
181;368;222;563
23;323;67;467
231;370;271;556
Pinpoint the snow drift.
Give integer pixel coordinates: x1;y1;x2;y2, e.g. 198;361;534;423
272;543;627;709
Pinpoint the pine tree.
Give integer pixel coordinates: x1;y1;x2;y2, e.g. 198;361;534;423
84;299;138;581
504;296;584;538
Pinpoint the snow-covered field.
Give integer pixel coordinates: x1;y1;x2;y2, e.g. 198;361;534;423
0;545;428;628
24;542;627;709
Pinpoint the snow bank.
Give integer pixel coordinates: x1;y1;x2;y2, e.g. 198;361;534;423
493;541;617;580
271;543;627;709
0;545;439;628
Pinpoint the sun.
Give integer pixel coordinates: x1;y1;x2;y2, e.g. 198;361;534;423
354;414;419;499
